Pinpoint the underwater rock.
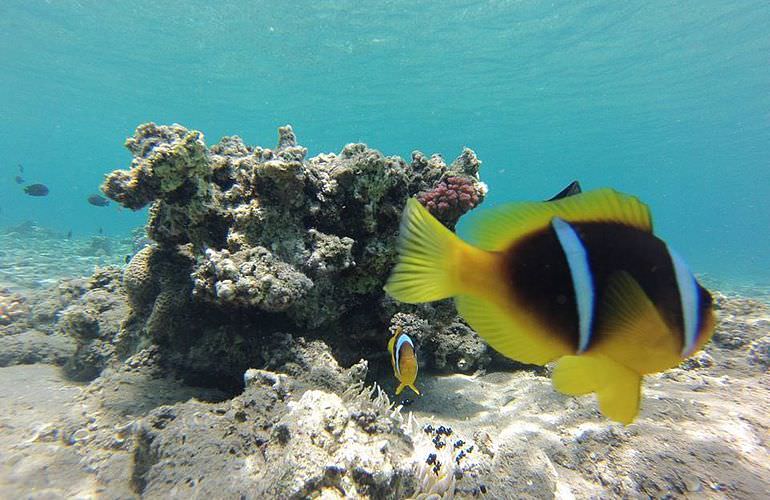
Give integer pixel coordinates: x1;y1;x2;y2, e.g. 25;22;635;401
192;246;313;312
680;350;715;370
56;267;130;380
254;386;411;498
259;334;369;394
711;293;769;349
68;350;409;499
0;330;74;367
27;278;88;332
748;335;770;370
99;123;488;386
102;123;210;211
0;288;29;331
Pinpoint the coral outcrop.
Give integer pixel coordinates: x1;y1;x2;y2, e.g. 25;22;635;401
101;123;488;387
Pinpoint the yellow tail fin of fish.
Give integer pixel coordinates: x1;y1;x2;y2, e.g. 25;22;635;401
384;198;466;303
552;354;642;425
396;382;420;396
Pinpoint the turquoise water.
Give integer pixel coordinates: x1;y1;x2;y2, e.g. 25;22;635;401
1;1;768;284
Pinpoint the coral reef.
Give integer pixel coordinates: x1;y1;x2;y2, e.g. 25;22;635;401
101;123;488;387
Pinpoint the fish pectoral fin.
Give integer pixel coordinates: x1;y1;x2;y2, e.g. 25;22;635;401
455;294;567;366
552;355;641;425
408;384;420;396
395;383;406;395
596;272;681;373
600;271;669;336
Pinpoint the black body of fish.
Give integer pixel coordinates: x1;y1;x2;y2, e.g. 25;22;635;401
88;194;109;207
24;184;49;196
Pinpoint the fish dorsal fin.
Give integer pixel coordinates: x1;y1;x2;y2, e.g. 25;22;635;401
547;180;582;201
470;188;653;251
596;271;680;373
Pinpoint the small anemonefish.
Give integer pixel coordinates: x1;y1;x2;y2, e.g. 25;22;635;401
384;184;715;424
388;326;421;396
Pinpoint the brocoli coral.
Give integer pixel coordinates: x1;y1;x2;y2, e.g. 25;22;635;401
417;175;485;229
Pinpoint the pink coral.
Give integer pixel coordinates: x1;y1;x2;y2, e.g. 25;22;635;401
417;176;482;227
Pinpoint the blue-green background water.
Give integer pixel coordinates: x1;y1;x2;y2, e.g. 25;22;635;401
1;1;768;285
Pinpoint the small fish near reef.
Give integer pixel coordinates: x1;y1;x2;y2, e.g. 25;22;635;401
23;183;49;196
87;194;110;207
14;175;25;184
385;185;715;424
388;326;421;396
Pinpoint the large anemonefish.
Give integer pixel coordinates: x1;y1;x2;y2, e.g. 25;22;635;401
384;185;715;424
388;327;421;396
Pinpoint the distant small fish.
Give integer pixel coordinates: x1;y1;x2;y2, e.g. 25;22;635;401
87;194;109;207
14;175;25;184
388;326;420;396
98;227;103;235
23;184;49;196
124;254;131;264
18;164;24;173
66;230;72;239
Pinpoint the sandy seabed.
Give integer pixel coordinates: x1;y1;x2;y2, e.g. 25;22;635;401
0;227;769;499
